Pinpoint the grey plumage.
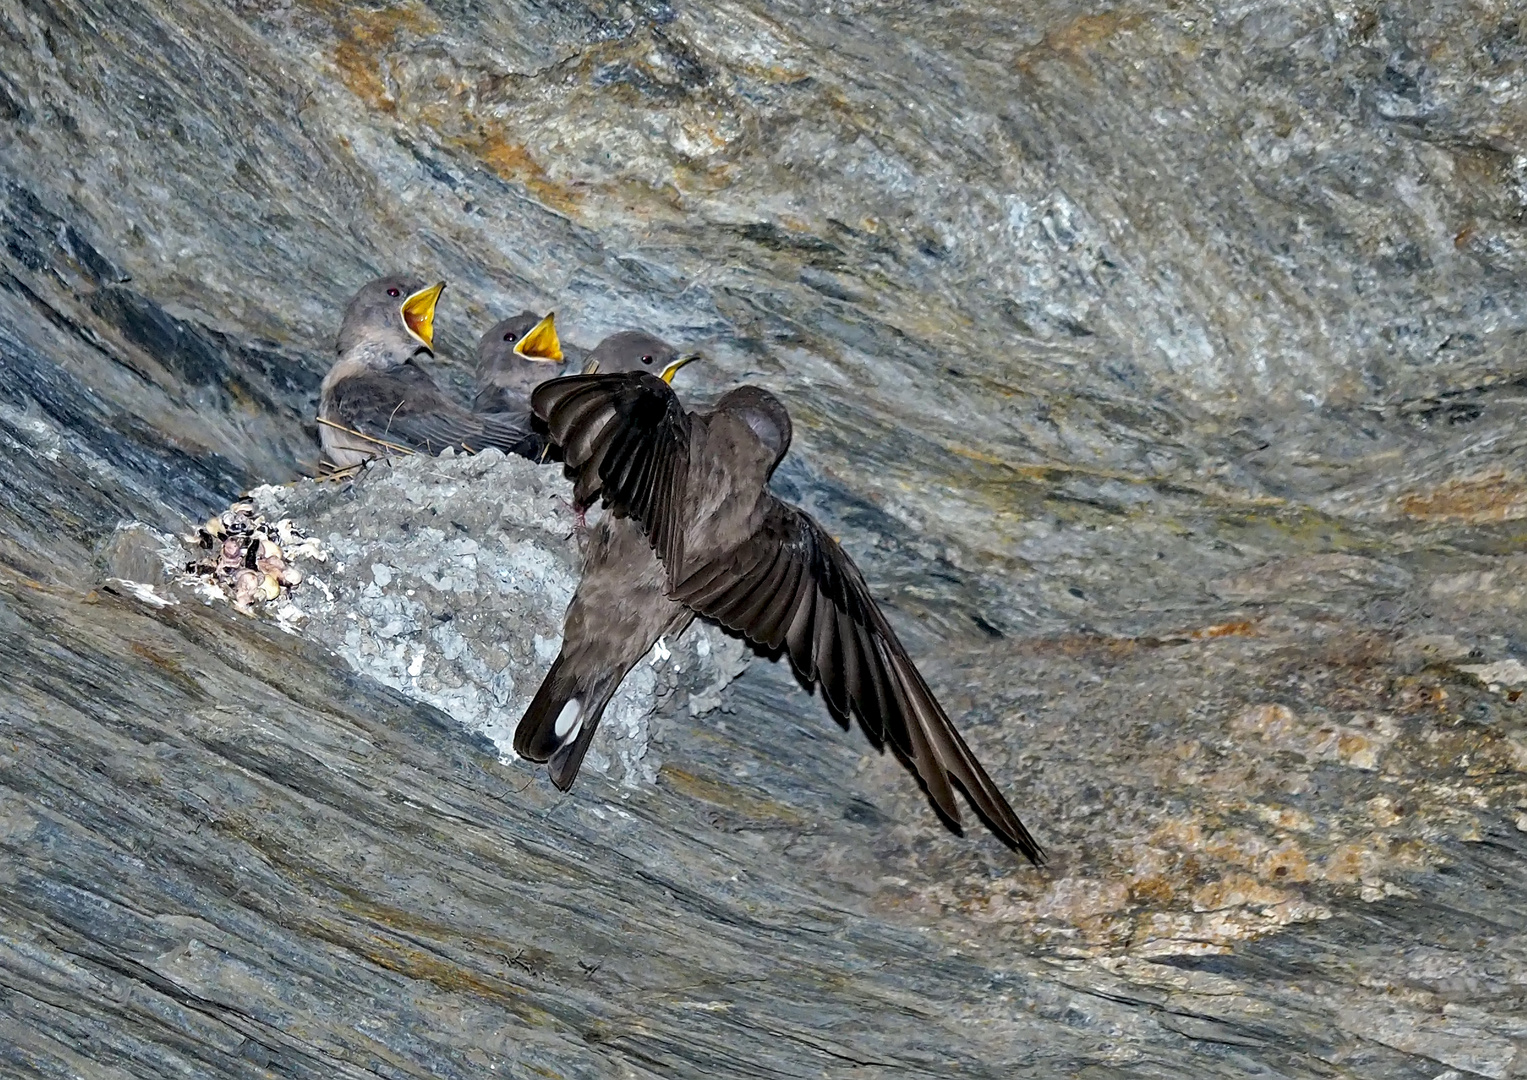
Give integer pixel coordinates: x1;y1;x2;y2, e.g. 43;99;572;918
474;323;686;414
514;511;694;788
474;312;562;411
517;372;1045;863
581;329;692;376
471;311;572;458
469;318;691;458
318;276;534;468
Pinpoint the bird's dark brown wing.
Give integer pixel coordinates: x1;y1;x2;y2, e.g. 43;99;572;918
532;372;692;568
534;371;1042;862
331;365;533;455
673;501;1045;864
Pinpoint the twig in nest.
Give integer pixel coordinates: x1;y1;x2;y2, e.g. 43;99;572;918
313;461;364;482
315;417;416;456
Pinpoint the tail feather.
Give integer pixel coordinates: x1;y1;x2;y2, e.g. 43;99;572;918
514;654;624;791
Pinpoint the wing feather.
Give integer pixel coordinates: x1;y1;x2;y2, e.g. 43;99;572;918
331;367;533;456
531;371;1043;862
563;406;618;474
705;545;779;619
813;587;848;716
756;548;807;650
852;621;892;749
674;558;735;603
884;652;960;822
672;500;1044;864
730;544;792;630
532;373;691;565
783;571;820;683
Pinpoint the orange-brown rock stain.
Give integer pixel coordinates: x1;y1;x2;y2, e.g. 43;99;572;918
128;638;204;695
460;129;586;216
1399;470;1527;523
321;3;440;115
1016;11;1149;75
660;763;808;827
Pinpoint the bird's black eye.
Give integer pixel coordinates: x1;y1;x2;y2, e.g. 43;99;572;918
504;332;515;341
641;355;654;365
387;287;401;297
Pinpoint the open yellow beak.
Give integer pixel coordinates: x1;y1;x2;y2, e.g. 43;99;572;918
513;312;563;362
660;353;701;384
401;282;446;350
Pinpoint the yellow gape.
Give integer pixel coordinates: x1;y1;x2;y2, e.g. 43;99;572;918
513;312;564;362
400;281;446;349
660;354;701;384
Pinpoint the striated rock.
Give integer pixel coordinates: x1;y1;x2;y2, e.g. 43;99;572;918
0;0;1525;1076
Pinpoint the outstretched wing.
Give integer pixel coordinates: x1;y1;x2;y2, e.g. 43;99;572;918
534;371;1042;862
532;372;693;569
331;365;533;455
672;500;1044;864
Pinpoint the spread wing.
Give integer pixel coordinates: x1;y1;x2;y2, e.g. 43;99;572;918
533;372;1042;862
673;502;1044;864
330;364;533;456
532;372;692;569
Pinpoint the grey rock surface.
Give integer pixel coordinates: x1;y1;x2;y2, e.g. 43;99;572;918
243;450;750;787
0;0;1525;1077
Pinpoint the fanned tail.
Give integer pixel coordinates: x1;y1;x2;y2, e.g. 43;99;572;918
514;654;625;790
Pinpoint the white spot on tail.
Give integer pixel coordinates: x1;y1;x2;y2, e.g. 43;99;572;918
553;699;583;740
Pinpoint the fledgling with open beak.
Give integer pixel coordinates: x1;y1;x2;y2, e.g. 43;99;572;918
516;368;1044;864
318;275;540;469
471;310;572;459
476;322;700;455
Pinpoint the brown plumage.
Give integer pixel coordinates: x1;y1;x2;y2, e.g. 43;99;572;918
511;357;701;779
473;321;698;460
517;371;1044;863
514;510;694;788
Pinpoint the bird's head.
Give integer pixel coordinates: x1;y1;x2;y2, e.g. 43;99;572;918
477;311;566;392
582;330;700;381
337;275;447;367
716;385;793;475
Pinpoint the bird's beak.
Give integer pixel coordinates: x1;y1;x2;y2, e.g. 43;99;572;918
660;353;701;384
514;312;563;362
401;282;446;350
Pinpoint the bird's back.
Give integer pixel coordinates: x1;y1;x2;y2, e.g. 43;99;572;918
674;409;778;580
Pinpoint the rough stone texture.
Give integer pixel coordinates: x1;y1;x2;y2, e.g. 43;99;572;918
243;451;750;786
1;0;1527;1076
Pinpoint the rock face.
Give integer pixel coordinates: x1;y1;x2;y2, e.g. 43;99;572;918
2;1;1527;1077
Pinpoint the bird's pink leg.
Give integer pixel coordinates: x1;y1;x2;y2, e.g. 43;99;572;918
552;495;589;540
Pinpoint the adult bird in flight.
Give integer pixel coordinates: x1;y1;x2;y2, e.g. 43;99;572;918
517;369;1044;863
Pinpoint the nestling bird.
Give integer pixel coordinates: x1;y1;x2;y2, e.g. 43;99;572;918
474;319;697;458
580;329;699;376
516;370;1044;862
472;310;570;458
319;276;552;468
